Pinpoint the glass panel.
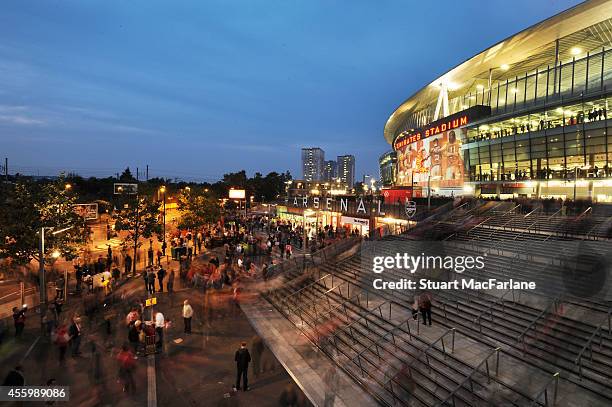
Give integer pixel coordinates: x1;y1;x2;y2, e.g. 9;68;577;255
573;58;586;95
588;53;603;92
560;60;573;96
603;49;612;90
536;70;548;102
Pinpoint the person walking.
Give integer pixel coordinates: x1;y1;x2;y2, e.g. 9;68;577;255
419;293;433;326
154;311;165;352
167;270;175;294
116;344;136;393
128;320;141;356
124;254;132;276
69;316;82;356
12;306;26;338
53;323;70;365
233;341;251;392
147;269;156;295
148;243;154;267
157;267;166;293
182;300;193;334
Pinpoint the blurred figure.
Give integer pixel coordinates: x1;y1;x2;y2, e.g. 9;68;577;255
3;365;25;386
251;335;264;378
116;344;136;393
418;293;433;326
233;342;251;392
279;383;298;407
182;300;193;334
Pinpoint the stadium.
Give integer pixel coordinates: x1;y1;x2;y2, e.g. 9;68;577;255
251;2;612;406
381;0;612;201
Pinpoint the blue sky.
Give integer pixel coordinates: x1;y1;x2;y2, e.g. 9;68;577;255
0;0;580;181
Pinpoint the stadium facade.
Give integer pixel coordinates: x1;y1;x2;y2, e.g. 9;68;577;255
382;0;612;201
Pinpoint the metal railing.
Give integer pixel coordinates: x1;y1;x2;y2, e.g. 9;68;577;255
528;372;560;407
574;308;612;380
517;298;561;355
473;289;515;333
436;347;502;407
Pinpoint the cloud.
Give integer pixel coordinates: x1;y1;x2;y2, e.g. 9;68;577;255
0;114;44;125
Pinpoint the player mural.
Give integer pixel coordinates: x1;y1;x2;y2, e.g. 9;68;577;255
395;127;466;189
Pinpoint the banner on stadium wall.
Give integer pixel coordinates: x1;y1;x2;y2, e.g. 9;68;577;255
393;105;490;190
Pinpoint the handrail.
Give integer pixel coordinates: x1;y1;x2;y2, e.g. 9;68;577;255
467;216;493;234
473;289;513;332
514;209;543;241
517;298;560;353
575;206;592;221
584;215;612;241
330;298;393;335
350;314;417;364
284;279;349;317
436;347;501;407
546;207;562;220
574;308;612;379
411;328;457;366
528;372;560;407
280;270;334;303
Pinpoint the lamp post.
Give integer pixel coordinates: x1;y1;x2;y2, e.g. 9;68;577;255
38;226;72;326
160;186;166;249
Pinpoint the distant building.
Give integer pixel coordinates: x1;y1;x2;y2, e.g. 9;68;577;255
323;160;337;182
363;174;378;191
379;151;397;187
301;148;325;181
337;155;355;189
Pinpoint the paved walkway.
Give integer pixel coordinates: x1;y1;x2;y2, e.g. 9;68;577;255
241;295;377;407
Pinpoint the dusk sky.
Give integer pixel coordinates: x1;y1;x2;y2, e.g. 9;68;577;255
1;0;580;182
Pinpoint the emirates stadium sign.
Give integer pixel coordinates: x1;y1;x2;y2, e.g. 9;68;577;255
393;105;490;150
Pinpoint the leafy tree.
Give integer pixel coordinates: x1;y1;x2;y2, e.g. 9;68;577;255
177;190;221;231
119;167;136;182
113;196;162;273
0;177;86;266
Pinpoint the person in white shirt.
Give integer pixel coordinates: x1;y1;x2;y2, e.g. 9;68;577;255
182;300;194;334
154;311;165;351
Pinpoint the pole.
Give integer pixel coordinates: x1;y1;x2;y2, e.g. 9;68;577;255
64;269;68;303
39;227;46;328
573;167;577;203
163;190;166;247
20;281;25;308
303;213;307;250
428;173;432;210
4;157;7;181
133;195;139;276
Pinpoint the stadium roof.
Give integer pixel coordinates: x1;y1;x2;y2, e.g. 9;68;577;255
384;0;612;144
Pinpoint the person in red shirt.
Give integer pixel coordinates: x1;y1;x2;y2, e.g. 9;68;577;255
116;344;136;393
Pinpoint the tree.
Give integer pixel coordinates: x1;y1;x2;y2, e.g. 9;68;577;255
0;177;86;266
119;167;136;182
113;196;162;273
177;190;221;231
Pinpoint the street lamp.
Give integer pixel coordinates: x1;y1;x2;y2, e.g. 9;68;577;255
160;186;166;249
64;184;72;190
38;225;72;322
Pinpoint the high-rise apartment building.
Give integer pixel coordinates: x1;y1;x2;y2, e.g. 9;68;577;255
337;155;355;188
323;160;337;182
301;147;325;181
